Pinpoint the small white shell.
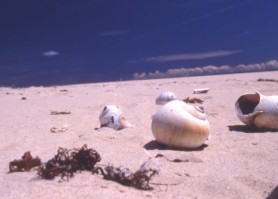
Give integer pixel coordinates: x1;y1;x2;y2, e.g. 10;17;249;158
99;105;133;130
155;91;177;105
193;88;209;94
235;92;278;130
151;100;210;149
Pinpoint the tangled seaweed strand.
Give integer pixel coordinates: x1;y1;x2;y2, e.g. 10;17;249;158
183;97;204;104
257;78;278;83
8;145;158;190
94;165;158;190
9;151;42;173
38;144;101;180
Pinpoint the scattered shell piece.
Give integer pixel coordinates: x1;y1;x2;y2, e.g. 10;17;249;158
235;91;278;130
99;105;133;130
193;88;209;94
155;91;177;105
152;100;210;149
50;124;68;133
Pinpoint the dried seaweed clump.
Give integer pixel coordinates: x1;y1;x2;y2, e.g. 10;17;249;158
257;78;278;83
94;165;158;190
9;151;41;173
8;145;159;190
38;144;101;180
183;97;204;104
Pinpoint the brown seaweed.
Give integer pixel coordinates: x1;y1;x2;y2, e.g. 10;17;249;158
257;78;278;83
183;97;204;104
94;165;158;190
8;145;158;190
38;144;101;180
9;151;41;173
60;89;69;92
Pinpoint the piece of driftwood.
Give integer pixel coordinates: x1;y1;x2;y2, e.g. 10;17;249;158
50;111;71;115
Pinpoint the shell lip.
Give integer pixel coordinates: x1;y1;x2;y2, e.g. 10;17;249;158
236;92;261;115
235;92;265;125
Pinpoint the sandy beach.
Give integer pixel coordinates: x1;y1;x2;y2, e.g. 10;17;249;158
0;71;277;199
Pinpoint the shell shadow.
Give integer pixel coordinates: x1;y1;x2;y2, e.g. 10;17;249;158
144;140;208;151
266;186;278;199
228;125;278;133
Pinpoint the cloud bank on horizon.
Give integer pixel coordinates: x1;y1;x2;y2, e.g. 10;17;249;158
133;60;278;80
144;50;241;62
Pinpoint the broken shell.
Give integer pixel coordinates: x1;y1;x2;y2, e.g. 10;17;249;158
151;100;210;149
235;92;278;130
193;88;209;94
155;91;177;105
99;105;133;130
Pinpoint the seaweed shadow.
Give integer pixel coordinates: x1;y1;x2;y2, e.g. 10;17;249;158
228;125;277;133
144;140;208;152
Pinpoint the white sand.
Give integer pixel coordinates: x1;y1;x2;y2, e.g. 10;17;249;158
0;71;278;199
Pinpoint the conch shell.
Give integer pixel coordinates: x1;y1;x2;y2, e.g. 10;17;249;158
156;91;177;105
151;100;210;149
99;105;133;130
235;92;278;130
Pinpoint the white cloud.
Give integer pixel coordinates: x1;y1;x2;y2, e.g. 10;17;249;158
133;60;278;80
42;51;60;57
144;50;241;62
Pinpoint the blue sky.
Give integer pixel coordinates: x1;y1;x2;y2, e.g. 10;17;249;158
0;0;277;86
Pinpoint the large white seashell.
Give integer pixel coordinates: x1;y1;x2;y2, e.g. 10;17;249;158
155;91;177;105
151;100;210;149
99;105;133;130
235;92;278;130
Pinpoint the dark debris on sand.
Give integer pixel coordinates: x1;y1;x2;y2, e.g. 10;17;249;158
257;78;278;83
8;144;158;190
183;97;204;104
9;151;41;173
94;165;158;190
38;144;101;180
